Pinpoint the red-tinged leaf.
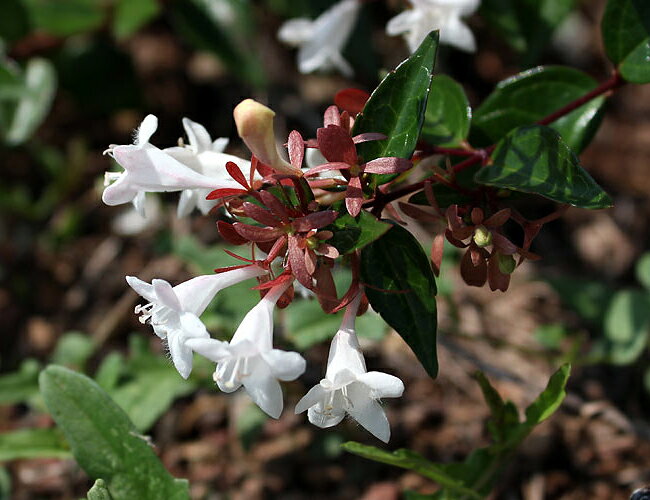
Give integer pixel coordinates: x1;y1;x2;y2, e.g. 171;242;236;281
384;202;407;225
252;272;294;290
242;202;283;227
461;248;487;287
293;210;339;232
324;105;341;127
446;205;464;230
259;190;291;222
316;243;339;259
265;236;287;263
424;181;442;215
307;178;347;189
223;248;256;263
492;232;518;255
352;132;387;144
445;229;468;249
315;230;333;240
214;264;252;273
233;223;284;242
207;188;248;200
471;207;484;225
488;253;510;292
330;281;361;313
303;162;351;177
363;157;412;175
226;161;249;189
340;110;352;133
398;202;440;223
217;220;248;245
346;176;364;217
305;139;319;148
469;245;484;266
314;261;338;313
431;233;445;276
276;285;294;309
288;130;305;170
334;88;370;116
288;236;312;288
253;155;274;178
317;125;357;165
305;248;317;275
484;208;511;228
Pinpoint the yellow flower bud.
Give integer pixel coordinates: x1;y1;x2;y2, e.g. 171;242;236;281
473;226;492;248
233;99;302;176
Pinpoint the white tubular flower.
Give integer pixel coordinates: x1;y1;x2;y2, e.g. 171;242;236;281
295;292;404;443
102;115;240;209
164;118;252;217
127;265;267;379
386;0;480;53
278;0;361;77
187;281;306;418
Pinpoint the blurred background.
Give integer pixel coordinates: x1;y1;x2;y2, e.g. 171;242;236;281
1;0;650;498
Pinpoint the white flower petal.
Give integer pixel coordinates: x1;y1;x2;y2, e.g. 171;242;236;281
441;17;476;52
261;349;306;381
185;337;230;361
168;333;193;379
295;384;328;414
325;329;367;379
178;312;210;339
182;117;213;153
215;359;243;393
132;190;147;217
386;10;417;36
136;114;158;145
307;405;345;428
278;18;314;46
152;279;182;311
125;275;156;303
212;137;229;153
347;382;391;443
242;359;284;418
177;189;198;218
356;371;404;398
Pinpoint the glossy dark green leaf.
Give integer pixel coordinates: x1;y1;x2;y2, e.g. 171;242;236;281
602;290;650;365
112;0;160;39
341;443;481;499
352;31;439;184
471;66;605;153
326;211;391;255
169;0;266;87
39;365;190;500
22;0;105;37
408;183;472;209
480;0;575;62
475;125;612;209
0;428;70;461
360;223;438;377
602;0;650;83
87;479;113;500
421;75;471;147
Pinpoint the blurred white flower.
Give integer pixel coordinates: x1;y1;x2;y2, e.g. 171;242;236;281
295;292;404;442
164;118;252;217
278;0;361;77
126;266;267;378
386;0;480;53
102;115;239;210
187;281;306;418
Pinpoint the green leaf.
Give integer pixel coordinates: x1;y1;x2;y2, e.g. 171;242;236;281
51;332;95;370
523;364;571;427
326;211;391;255
4;58;56;146
87;479;113;500
112;0;160;39
475;125;612;209
169;0;266;87
480;0;576;62
360;223;438;377
602;0;650;83
94;353;125;392
471;66;605;153
635;252;650;291
545;276;614;325
0;467;10;500
352;31;439;184
421;75;471;147
341;443;481;499
0;428;70;461
602;290;650;364
39;365;190;500
22;0;105;37
0;359;40;406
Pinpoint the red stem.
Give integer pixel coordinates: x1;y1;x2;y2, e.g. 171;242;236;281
367;70;624;213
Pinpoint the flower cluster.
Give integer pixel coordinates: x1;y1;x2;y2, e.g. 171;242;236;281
277;0;480;76
102;99;407;442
